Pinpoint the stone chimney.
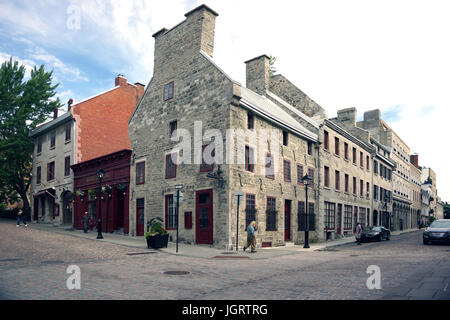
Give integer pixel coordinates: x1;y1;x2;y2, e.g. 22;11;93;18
337;108;357;128
245;55;270;95
67;99;73;111
152;4;218;75
115;74;127;87
410;154;419;168
53;108;58;119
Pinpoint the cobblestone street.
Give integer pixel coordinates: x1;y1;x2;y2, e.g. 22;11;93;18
0;221;449;300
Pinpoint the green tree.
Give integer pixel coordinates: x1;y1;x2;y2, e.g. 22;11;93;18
0;57;62;220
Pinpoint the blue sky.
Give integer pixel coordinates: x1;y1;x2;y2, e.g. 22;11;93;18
1;0;449;200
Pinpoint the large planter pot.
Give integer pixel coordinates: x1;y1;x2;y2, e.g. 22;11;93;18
146;234;169;249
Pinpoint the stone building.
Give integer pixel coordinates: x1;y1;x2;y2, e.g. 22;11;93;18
30;75;144;226
421;167;437;219
435;197;444;220
410;154;422;228
357;110;412;231
128;5;324;249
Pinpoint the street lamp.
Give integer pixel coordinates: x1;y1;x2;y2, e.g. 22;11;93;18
302;174;313;249
96;168;105;240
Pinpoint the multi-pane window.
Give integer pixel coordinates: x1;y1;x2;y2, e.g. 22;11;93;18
64;156;71;177
297;164;304;185
283;160;291;182
374;160;378;174
36;166;41;184
344;205;353;230
47;162;55;181
345;174;349;193
266;197;277;231
50;131;56;149
247;112;254;130
353;147;357;164
37;138;42;154
245;146;254;173
366;182;370;198
245;194;256;229
164;81;174;101
308;168;315;186
324;202;336;230
165;195;176;230
374;185;379;201
366;155;370;171
283;131;289;146
335;137;339;156
169;120;177;137
360;180;364;197
353;177;357;194
137;198;145;226
324;130;329;150
265;153;274;179
200;144;215;172
335;170;340;190
65;123;71;142
136;162;145;185
165;153;177;179
344;142;349;160
299;202;316;231
324;166;330;187
359;207;366;226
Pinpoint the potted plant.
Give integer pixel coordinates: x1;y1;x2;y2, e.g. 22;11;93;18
145;217;169;249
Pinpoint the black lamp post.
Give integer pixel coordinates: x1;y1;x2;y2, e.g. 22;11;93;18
96;168;105;240
302;174;313;249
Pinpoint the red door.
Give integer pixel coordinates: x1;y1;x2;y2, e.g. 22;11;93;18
337;204;342;235
136;198;145;237
196;190;213;245
284;200;291;241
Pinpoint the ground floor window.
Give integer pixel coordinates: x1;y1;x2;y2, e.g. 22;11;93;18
344;205;353;230
324;202;335;230
359;207;366;226
245;194;256;229
266;197;277;231
165;195;176;230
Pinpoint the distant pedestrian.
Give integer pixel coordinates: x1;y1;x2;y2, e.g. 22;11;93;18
354;222;362;245
243;221;257;253
418;220;421;229
16;209;27;227
83;212;89;233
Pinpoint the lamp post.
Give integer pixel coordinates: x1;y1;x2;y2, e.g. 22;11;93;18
96;169;105;240
302;174;312;249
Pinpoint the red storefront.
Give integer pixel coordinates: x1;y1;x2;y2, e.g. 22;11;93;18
71;149;131;234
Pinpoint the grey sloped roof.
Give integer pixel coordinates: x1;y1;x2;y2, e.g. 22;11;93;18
30;111;73;138
239;86;318;142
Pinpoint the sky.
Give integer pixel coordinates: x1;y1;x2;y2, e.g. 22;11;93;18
0;0;449;201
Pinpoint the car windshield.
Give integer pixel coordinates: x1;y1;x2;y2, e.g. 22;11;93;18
371;227;382;232
429;221;450;228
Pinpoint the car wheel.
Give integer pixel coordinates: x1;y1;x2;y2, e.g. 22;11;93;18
423;239;429;245
377;235;382;242
386;235;390;240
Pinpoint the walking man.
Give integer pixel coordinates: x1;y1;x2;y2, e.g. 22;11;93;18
355;222;362;245
16;209;27;227
243;221;257;253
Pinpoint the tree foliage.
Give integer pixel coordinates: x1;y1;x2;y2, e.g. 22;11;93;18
0;57;62;219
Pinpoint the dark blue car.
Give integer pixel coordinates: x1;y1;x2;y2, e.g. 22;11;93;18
423;219;450;245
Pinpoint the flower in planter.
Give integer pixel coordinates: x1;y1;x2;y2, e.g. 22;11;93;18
145;217;168;238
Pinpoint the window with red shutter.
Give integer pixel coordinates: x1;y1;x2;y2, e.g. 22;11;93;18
324;131;329;150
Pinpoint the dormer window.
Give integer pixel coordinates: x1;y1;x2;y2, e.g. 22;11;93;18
164;81;174;101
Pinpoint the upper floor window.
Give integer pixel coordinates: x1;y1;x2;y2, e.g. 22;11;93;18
47;161;55;181
344;143;349;160
352;147;357;164
308;168;315;187
282;131;289;146
169;120;177;138
366;155;370;171
36;166;41;184
65;123;71;142
307;142;313;156
200;144;215;172
164;81;174;101
136;162;145;185
334;137;340;156
353;177;357;194
245;146;255;173
64;156;71;177
165;153;177;179
335;170;340;190
37;138;42;154
50;131;56;149
283;160;291;182
324;130;329;150
324;166;330;188
266;153;275;179
345;174;349;193
374;160;378;174
297;164;304;185
360;151;363;167
247;112;254;130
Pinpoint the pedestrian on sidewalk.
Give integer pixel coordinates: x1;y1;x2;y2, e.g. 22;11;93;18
417;220;421;229
354;222;362;245
83;212;89;233
16;209;27;227
243;221;257;253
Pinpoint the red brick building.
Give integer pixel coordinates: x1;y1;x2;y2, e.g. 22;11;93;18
71;75;145;162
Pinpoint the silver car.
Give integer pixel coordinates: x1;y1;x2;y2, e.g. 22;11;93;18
423;219;450;245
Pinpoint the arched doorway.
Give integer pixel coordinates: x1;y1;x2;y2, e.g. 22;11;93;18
62;191;73;225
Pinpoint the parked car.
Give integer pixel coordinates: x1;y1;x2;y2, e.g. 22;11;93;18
361;226;391;242
423;219;450;245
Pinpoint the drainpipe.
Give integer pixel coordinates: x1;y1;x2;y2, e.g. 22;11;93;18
317;123;324;241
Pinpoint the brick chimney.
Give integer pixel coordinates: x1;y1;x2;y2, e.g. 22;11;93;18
410;154;419;168
53;108;58;119
152;5;218;75
115;74;127;87
245;55;271;95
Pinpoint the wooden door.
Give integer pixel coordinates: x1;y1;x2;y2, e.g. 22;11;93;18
284;200;291;241
136;198;145;237
196;190;213;245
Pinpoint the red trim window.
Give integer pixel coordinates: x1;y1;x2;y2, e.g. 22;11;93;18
345;174;349;193
360;180;364;197
335;170;340;190
136;162;145;185
360;151;364;167
245;146;254;173
36;166;41;184
65;123;71;142
297;164;304;185
283;159;291;182
47;161;55;181
266;153;275;179
324;130;329;150
324;166;330;188
200;144;215;172
164;81;174;101
344;205;353;230
136;198;145;230
335;137;340;156
324;202;335;230
366;155;370;171
247;112;254;130
165;195;176;230
169;120;177;137
165;153;177;179
308;168;315;187
353;147;357;164
353;177;357;194
64;156;71;177
50;131;56;149
344;142;349;160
